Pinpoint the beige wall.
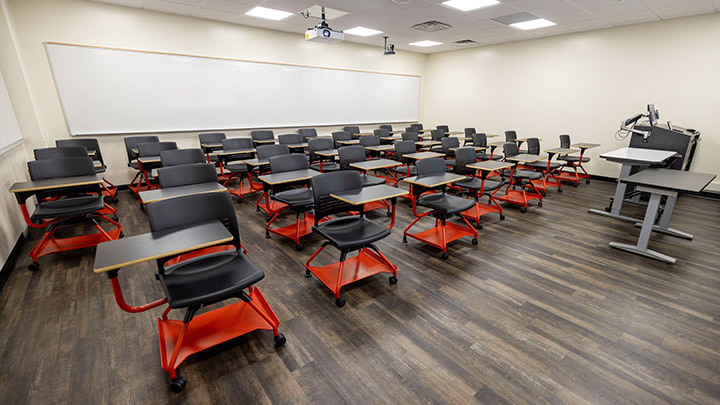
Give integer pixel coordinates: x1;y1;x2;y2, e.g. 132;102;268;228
5;0;427;184
423;13;720;191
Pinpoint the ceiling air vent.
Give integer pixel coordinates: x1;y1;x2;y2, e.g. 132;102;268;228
453;39;478;47
412;20;452;32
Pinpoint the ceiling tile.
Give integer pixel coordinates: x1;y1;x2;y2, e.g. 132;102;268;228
201;0;253;14
191;7;239;22
164;0;205;6
92;0;145;7
604;9;660;25
143;0;196;15
652;1;716;19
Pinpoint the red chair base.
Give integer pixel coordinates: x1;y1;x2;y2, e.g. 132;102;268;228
555;169;589;185
306;247;397;300
495;189;542;211
530;177;561;193
404;220;476;252
266;212;322;248
29;215;122;263
256;192;289;217
158;287;279;379
229;179;263;199
461;201;503;225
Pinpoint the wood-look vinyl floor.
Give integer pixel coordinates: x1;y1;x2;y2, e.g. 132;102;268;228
1;179;719;404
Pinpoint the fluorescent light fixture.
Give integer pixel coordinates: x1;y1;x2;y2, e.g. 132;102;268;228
245;6;293;21
344;26;383;37
409;40;443;47
442;0;499;12
510;18;556;30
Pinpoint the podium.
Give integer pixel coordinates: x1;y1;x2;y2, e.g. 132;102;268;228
630;123;700;171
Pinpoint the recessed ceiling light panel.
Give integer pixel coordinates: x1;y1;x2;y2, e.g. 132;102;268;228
245;6;293;21
409;40;443;47
344;26;383;37
442;0;499;12
510;18;556;30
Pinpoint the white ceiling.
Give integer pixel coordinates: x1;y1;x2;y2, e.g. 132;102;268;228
90;0;720;54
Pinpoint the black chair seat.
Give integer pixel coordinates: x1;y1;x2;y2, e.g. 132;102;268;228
313;216;390;250
160;250;264;308
453;178;504;193
391;165;417;176
559;156;590;163
310;162;341;172
273;188;313;207
34;195;105;219
526;161;562;170
511;169;543;180
444;159;456;167
476;153;502;161
417;193;475;215
225;162;248;173
361;174;386;187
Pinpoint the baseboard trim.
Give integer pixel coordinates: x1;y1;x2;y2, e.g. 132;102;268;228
0;233;26;296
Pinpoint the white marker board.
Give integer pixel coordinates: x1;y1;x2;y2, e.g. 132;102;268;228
0;66;23;155
45;43;421;135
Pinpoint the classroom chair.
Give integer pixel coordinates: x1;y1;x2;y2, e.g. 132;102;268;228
278;133;303;145
429;129;446;152
305;171;398;307
403;158;477;260
440;137;460;166
157;163;218;189
343;126;360;138
250;130;275;147
472;133;502;161
55;138;117;202
124;135;159;194
523;138;563;193
359;135;383;159
405;126;415;133
451;147;506;227
136;141;178;195
198;132;226;163
338;145;390;215
137;192;285;392
219;138;257;200
410;123;423;131
436;125;450;133
401;132;420;142
21;157;122;270
557;134;591;186
255;144;291;217
308;137;340;172
463;128;476;146
379;124;393;132
160;148;205;167
264;154;317;251
505;130;527;153
391;140;418;184
494;143;543;213
331;131;352;149
373;128;390;139
298;128;317;140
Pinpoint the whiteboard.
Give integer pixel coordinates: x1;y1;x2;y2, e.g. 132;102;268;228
45;43;420;135
0;66;23;155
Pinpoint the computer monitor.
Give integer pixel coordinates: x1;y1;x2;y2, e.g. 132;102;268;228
647;104;659;126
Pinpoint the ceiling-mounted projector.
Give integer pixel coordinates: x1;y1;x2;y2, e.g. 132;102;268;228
304;6;343;43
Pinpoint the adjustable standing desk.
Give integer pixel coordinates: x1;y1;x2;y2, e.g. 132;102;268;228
607;169;715;264
588;147;677;223
139;182;227;204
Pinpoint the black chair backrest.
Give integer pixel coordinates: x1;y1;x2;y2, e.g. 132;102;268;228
147;192;240;252
441;137;459;154
410;123;423;131
251;130;274;141
416;157;446;178
56;138;104;165
138;141;177;157
221;137;253;150
338;145;366;169
308;138;333;162
311;171;362;225
503;142;520;158
278;133;303;145
394;140;416;161
256;144;290;160
198;132;226;145
454;147;476;175
160;149;205;166
298;128;317;139
526;138;540;155
359;135;380;147
343;126;360;136
505;130;518;142
373;128;389;138
124;136;159;163
268;153;307;174
464;128;476;138
34;146;87;160
405;126;415;133
157;163;217;188
401;132;419;142
431;129;446;141
28;157;96;180
472;133;488;148
559;134;571;148
437;125;449;132
379;124;393;131
331;131;351;148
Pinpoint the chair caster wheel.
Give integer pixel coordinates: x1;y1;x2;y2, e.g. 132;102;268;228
256;206;260;212
266;216;270;223
386;211;392;217
335;297;346;308
112;198;119;203
274;333;286;348
389;276;398;285
605;206;611;213
402;236;407;243
441;253;449;260
573;183;578;188
111;216;119;222
538;201;543;207
499;214;505;220
169;377;187;393
265;232;270;239
540;191;546;197
28;262;40;271
472;238;478;245
305;269;312;278
139;204;145;210
236;198;243;204
296;244;303;251
558;188;563;193
586;180;591;184
119;232;125;238
520;207;527;213
474;223;483;230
